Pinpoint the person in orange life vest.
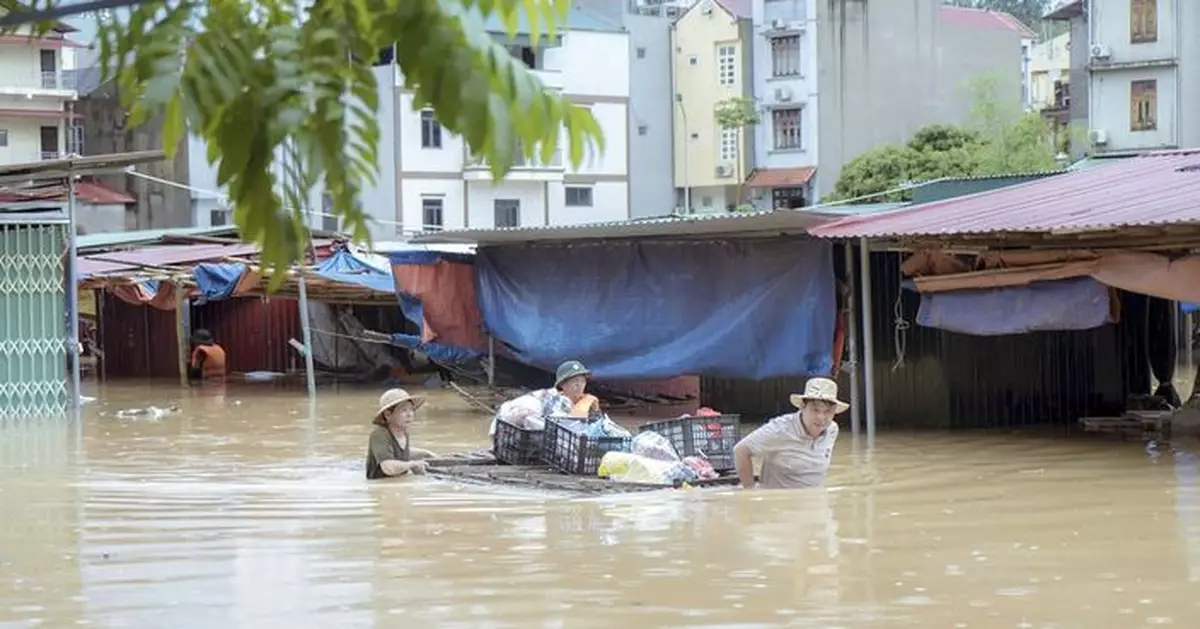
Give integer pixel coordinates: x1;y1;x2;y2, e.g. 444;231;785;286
555;360;601;419
187;329;228;384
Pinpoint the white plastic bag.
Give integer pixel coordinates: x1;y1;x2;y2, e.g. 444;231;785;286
489;393;547;436
631;430;680;462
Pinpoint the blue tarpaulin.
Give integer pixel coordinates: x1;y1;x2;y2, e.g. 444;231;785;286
474;239;837;380
390;333;482;363
916;277;1113;336
314;249;395;294
1183;303;1200;313
193;262;246;301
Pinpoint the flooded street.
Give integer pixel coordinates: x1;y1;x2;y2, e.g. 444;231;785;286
3;382;1200;629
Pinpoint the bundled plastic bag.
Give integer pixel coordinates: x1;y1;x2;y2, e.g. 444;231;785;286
632;430;680;462
583;416;632;439
489;393;547;436
598;451;694;485
682;456;719;480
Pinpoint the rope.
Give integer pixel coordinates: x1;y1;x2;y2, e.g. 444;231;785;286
308;327;396;345
891;254;910;372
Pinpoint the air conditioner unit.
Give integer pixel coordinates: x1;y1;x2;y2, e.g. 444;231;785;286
1089;128;1109;145
715;164;734;178
771;18;786;30
774;86;793;102
1089;43;1111;60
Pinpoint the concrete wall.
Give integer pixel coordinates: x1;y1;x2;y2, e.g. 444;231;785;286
76;203;129;234
76;82;192;229
1068;13;1090;154
619;13;675;218
813;0;1022;199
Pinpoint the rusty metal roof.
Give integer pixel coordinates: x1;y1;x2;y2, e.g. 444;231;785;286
745;166;816;189
809;150;1200;240
939;6;1038;39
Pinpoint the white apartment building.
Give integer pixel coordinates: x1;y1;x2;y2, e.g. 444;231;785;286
391;12;630;236
748;0;817;209
191;8;631;239
0;22;80;166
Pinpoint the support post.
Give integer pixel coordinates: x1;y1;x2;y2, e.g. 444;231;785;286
487;334;496;387
844;244;861;436
857;238;877;446
66;166;81;408
174;281;188;386
298;276;318;399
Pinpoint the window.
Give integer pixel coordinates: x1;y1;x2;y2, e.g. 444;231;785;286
420;110;442;149
0;129;7;147
770;35;801;77
637;124;648;136
772;107;802;150
717;44;737;86
772;187;805;209
1130;79;1157;131
1131;0;1157;43
321;192;340;231
565;186;593;207
66;124;84;155
636;47;646;59
719;127;737;161
210;208;231;226
494;199;520;227
421;197;444;231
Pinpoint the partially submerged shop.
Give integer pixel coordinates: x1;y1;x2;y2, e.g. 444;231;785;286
811;149;1200;432
411;210;860;421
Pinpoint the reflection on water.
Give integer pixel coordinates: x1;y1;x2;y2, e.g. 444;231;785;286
3;381;1200;628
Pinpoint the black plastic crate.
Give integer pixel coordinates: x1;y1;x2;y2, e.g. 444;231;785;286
637;414;740;471
492;419;545;465
542;417;632;476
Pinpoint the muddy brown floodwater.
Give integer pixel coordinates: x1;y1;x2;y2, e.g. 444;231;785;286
2;381;1200;628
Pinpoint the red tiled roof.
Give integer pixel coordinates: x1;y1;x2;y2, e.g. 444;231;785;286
939;5;1038;39
75;181;136;204
809;150;1200;239
745;166;816;188
0;178;134;205
715;0;751;19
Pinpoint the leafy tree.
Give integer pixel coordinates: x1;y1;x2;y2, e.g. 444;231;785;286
5;0;603;277
830;74;1059;202
714;96;761;208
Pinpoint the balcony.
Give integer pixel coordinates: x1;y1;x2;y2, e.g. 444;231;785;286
0;71;77;98
463;143;564;181
534;68;563;90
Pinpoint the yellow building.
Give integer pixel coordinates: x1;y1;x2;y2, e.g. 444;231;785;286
670;0;754;213
1030;31;1070;112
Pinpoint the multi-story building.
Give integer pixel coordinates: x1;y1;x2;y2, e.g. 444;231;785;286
670;0;755;212
576;0;680;218
1047;0;1200;155
1030;30;1072;138
0;20;80;165
187;8;631;238
738;0;1032;205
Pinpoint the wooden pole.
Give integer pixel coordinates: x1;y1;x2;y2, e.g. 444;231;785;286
174;281;188;386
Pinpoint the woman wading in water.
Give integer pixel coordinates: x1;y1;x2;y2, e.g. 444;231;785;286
365;388;439;480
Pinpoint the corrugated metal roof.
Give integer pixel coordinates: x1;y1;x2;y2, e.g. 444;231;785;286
77;227;243;251
810;150;1200;239
410;206;897;245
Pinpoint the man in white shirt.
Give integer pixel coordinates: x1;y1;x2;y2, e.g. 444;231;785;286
733;377;847;489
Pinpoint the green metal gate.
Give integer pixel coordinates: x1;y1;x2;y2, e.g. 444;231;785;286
0;222;68;417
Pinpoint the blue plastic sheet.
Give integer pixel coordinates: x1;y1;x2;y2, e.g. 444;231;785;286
1183;302;1200;313
474;239;837;380
386;249;474;266
193;263;246;301
390;333;482;364
314;249;395;294
916;277;1113;336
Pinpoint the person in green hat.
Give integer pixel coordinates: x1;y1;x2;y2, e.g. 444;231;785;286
555;360;601;419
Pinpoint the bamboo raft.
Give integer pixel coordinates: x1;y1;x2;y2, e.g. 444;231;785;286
424;453;739;496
